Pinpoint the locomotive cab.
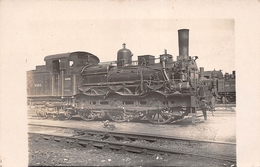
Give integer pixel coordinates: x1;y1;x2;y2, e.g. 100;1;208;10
44;52;99;74
27;51;99;98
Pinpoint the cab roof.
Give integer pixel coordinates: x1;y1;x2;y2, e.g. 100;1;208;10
44;51;100;63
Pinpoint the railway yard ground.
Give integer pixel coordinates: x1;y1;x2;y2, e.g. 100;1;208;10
28;107;236;166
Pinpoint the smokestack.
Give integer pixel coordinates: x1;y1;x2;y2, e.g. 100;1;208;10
178;29;189;57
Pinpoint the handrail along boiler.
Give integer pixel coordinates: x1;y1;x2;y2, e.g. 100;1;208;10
27;29;214;124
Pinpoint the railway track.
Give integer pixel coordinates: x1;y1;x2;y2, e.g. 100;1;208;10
28;124;236;163
28;123;235;145
215;104;236;108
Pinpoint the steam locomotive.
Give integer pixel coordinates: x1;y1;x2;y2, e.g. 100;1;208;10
203;70;236;104
27;29;214;124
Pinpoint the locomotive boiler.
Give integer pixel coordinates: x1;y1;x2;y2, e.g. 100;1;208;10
27;29;213;124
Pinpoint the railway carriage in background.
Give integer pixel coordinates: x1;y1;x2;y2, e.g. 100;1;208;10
27;29;215;124
202;70;236;104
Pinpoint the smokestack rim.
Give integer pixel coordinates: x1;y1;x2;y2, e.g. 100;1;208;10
178;29;189;32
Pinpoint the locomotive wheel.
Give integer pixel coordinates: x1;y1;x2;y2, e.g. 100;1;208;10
107;111;129;122
36;107;48;119
77;97;96;121
79;111;96;121
63;111;72;120
58;109;72;120
146;111;172;124
170;108;186;122
35;107;41;117
222;97;227;104
226;96;236;103
40;110;48;119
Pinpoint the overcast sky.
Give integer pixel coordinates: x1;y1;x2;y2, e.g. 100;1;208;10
24;19;235;73
1;1;235;73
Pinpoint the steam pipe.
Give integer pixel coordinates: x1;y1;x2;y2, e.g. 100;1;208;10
73;74;77;95
61;70;64;97
200;67;204;79
160;50;170;81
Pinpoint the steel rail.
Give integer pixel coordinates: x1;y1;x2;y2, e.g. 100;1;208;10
215;104;236;107
28;123;236;145
28;132;236;163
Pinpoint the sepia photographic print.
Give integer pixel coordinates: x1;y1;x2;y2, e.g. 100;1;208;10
1;1;260;167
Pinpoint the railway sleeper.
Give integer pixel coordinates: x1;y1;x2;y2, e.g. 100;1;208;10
30;133;236;162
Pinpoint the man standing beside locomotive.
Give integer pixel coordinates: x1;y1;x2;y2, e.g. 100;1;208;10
211;94;216;115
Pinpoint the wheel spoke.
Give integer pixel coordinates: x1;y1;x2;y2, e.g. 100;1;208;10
147;111;172;124
152;114;156;120
160;114;166;122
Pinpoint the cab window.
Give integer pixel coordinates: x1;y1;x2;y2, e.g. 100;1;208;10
69;60;74;67
52;60;60;73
